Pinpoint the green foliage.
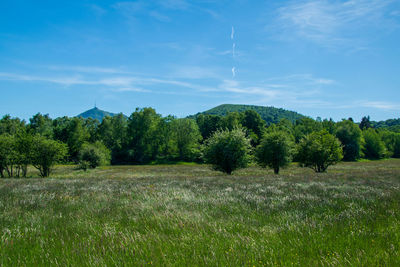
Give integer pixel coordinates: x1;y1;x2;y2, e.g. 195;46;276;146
0;133;33;178
241;110;266;146
371;117;400;131
83;117;100;143
221;112;242;130
31;136;68;177
0;115;26;135
359;116;371;130
294;117;323;143
196;114;223;140
192;104;305;125
78;142;111;169
203;128;251;174
0;134;15;178
297;130;343;172
336;120;362;161
28;113;53;138
13;133;34;177
255;131;293;174
3;107;400;169
98;114;128;164
362;129;386;159
52;117;90;162
380;131;400;158
170;118;202;161
127;108;164;163
322;118;337;134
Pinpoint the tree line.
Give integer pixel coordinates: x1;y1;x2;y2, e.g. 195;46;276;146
1;108;399;177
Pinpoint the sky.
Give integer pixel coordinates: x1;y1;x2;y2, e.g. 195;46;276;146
1;0;400;122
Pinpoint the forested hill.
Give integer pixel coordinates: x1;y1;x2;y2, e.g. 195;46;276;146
190;104;306;124
372;118;400;131
77;107;121;121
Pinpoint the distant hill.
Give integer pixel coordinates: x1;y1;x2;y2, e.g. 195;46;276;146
77;107;122;121
372;118;400;132
190;104;306;124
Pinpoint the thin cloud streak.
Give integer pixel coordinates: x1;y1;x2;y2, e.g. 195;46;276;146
47;65;130;74
274;0;397;47
0;70;348;110
356;100;400;110
0;72;196;90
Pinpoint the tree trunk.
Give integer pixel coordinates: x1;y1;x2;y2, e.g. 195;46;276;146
6;166;11;177
22;165;27;178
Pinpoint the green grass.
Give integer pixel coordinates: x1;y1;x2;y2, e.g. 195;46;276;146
1;160;400;266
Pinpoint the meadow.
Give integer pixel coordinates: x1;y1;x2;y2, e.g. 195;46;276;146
0;160;399;266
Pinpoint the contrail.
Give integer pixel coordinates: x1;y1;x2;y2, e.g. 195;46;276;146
231;26;236;79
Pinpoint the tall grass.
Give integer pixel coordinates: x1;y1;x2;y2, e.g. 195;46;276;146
1;160;399;266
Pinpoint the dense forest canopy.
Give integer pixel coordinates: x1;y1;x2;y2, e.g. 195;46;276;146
1;106;400;177
189;104;306;125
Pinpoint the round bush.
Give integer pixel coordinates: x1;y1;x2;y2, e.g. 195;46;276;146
203;128;251;174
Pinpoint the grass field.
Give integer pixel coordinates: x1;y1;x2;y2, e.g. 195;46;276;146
1;160;400;266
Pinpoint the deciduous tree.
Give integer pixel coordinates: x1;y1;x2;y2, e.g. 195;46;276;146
362;129;386;159
297;131;343;173
203;127;251;174
336;120;362;161
170;118;202;161
255;131;293;174
31;136;68;177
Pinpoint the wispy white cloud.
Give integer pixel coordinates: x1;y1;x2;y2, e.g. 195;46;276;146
47;65;130;74
218;79;281;98
0;72;89;86
273;0;398;48
0;68;342;109
0;71;213;93
356;100;400;110
112;87;150;93
265;74;335;86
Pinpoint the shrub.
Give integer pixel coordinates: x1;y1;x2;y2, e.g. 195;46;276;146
297;130;343;172
0;134;15;178
380;131;400;158
0;133;34;178
170;118;202;161
78;142;111;169
255;131;293;174
31;136;68;177
203;127;251;174
336;120;362;161
362;129;386;159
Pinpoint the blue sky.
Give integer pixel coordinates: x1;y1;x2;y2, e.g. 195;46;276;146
1;0;400;122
